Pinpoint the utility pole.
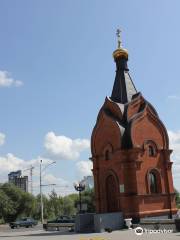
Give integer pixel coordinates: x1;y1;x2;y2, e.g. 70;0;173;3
30;165;34;194
40;160;43;223
39;159;56;224
23;165;35;194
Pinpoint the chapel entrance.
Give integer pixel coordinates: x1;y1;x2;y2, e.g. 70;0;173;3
106;174;119;212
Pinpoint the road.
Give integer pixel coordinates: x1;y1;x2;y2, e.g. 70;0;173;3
0;224;179;240
0;223;42;232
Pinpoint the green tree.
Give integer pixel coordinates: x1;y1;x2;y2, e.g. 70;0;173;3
35;194;51;220
82;188;95;213
0;189;15;221
62;195;76;216
38;191;78;220
0;183;37;222
20;192;37;217
74;188;95;213
175;189;180;208
48;190;63;218
0;183;95;223
1;183;26;221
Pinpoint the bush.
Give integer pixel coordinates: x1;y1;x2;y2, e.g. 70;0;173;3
0;218;5;224
175;189;180;208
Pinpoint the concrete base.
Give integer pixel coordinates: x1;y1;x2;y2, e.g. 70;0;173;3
94;212;124;233
75;212;124;233
175;219;180;232
75;213;95;233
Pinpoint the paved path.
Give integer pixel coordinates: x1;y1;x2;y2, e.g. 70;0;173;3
0;228;179;240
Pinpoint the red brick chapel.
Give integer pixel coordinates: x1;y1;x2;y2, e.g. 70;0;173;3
91;30;177;221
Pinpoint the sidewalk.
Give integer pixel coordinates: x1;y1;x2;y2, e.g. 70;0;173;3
0;229;179;240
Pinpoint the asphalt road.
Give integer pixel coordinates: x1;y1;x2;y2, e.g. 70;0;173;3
0;225;180;240
0;223;42;232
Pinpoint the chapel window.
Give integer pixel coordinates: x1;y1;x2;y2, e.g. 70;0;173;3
105;150;110;160
149;172;158;194
149;145;155;157
144;140;157;157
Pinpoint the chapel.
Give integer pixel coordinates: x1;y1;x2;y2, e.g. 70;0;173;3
91;30;177;221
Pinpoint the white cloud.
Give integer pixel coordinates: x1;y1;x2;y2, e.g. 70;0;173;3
0;132;91;195
0;70;23;87
0;133;5;146
167;95;180;100
0;153;71;195
0;132;90;176
0;153;51;175
168;130;180;183
76;160;93;178
0;153;27;172
44;132;90;160
42;174;75;196
43;174;69;186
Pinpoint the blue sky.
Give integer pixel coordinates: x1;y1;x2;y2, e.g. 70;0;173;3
0;0;180;194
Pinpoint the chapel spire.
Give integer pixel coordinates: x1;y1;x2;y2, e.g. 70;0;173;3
111;29;137;104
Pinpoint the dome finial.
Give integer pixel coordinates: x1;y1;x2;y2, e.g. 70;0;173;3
113;28;128;60
116;28;122;49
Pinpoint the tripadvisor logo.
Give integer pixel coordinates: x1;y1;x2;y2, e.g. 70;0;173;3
134;227;173;235
134;227;144;236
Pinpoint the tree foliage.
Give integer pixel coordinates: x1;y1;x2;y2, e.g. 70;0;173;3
0;183;36;222
74;188;95;213
0;183;95;223
175;188;180;208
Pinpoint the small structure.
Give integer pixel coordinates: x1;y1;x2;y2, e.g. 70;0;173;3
91;30;177;223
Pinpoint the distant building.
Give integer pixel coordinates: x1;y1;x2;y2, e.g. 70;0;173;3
8;170;28;192
80;176;94;189
8;170;21;182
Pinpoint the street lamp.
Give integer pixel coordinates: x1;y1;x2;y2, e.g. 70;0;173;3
74;182;85;213
40;159;56;223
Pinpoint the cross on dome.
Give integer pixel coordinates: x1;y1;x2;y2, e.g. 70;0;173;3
116;28;122;49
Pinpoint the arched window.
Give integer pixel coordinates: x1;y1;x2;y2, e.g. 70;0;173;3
144;140;157;157
105;150;110;160
149;172;158;194
103;144;113;161
149;145;155;157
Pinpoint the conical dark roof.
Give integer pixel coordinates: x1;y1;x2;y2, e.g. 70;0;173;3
111;57;137;104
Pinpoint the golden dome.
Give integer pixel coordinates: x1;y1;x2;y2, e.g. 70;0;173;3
113;48;128;60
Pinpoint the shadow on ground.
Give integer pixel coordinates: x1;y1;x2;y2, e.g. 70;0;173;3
0;230;78;238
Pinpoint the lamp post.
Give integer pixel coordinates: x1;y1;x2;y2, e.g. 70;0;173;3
74;182;85;213
40;160;43;223
40;159;56;223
